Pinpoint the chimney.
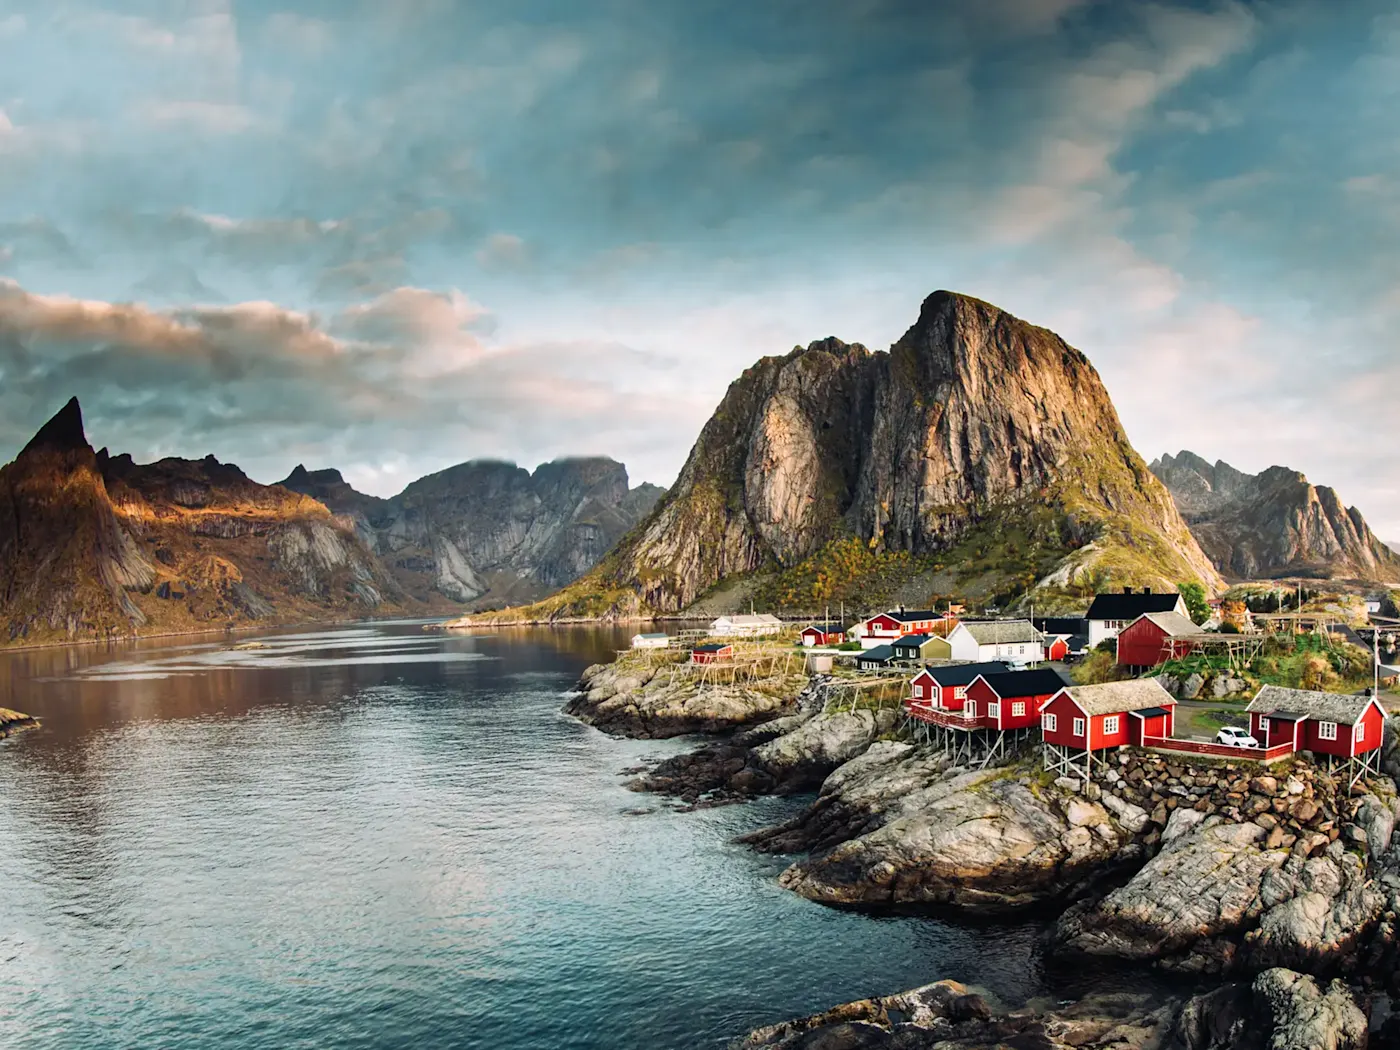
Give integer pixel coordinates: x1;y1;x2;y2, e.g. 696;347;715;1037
1122;586;1133;595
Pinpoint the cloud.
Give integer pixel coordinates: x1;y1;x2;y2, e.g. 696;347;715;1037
0;278;707;491
136;100;259;135
475;233;529;271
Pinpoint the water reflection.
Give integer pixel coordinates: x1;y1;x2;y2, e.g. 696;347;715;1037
0;621;1046;1050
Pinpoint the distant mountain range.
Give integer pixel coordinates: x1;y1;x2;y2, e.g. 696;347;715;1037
279;461;662;609
1150;451;1400;582
472;290;1224;622
0;399;661;646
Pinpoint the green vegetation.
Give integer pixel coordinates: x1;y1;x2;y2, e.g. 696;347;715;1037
1145;634;1375;695
1178;581;1210;625
1071;649;1130;685
751;536;936;611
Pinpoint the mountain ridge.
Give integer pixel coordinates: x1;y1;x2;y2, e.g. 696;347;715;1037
0;399;401;646
1150;451;1400;582
278;457;664;609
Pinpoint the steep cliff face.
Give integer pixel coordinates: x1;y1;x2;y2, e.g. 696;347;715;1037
279;458;664;607
513;291;1222;618
0;399;397;646
1151;451;1400;581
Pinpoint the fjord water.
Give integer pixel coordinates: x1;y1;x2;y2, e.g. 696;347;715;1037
0;622;1044;1049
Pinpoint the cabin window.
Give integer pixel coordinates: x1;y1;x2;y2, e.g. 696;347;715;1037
1018;645;1026;655
1072;717;1086;737
1103;715;1120;736
1042;713;1057;732
913;685;923;699
1012;702;1026;718
989;702;1000;719
1319;721;1338;741
1354;721;1365;743
954;686;967;701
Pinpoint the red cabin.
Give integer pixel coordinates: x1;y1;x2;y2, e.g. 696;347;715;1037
691;643;734;664
1041;680;1177;780
966;669;1067;731
858;608;951;644
1246;686;1386;769
904;662;1009;713
1115;612;1201;670
1044;636;1070;662
800;623;845;647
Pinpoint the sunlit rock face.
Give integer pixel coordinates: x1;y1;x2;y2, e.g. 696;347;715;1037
0;398;397;646
549;290;1220;617
1152;451;1400;581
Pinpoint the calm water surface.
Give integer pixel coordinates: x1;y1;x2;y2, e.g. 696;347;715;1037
0;621;1046;1049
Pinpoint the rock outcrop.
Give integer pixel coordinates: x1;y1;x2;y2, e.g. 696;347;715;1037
736;969;1370;1050
0;398;397;646
279;458;662;608
565;652;807;739
1151;450;1400;581
1055;766;1398;974
769;759;1145;912
0;707;38;739
629;697;896;800
492;291;1222;621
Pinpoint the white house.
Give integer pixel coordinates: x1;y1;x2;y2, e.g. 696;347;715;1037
1085;589;1188;649
709;613;783;638
631;633;671;649
945;620;1045;664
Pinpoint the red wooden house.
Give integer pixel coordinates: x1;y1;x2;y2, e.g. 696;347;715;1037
906;662;1009;712
1115;611;1202;671
691;643;734;664
1246;685;1386;784
1041;679;1177;780
1044;635;1071;662
966;669;1067;732
800;623;845;647
857;608;952;647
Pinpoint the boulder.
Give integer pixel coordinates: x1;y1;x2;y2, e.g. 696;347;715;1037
1057;811;1385;974
751;708;897;791
775;764;1137;912
1101;791;1150;834
1181;673;1205;700
1250;969;1367;1050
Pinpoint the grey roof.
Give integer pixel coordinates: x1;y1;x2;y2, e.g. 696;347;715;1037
1137;611;1204;637
1246;685;1377;725
1062;679;1176;716
635;633;669;639
958;620;1042;645
860;645;896;663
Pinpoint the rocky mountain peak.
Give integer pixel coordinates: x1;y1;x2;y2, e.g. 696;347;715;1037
512;291;1222;619
1151;450;1400;581
19;396;90;458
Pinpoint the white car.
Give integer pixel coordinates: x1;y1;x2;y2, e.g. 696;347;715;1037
1216;726;1260;748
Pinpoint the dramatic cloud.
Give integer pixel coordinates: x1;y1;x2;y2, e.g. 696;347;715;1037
0;0;1397;531
0;279;707;492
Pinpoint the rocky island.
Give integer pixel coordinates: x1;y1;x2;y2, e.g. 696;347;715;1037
0;707;38;740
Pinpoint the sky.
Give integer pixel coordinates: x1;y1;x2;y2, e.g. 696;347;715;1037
0;0;1397;539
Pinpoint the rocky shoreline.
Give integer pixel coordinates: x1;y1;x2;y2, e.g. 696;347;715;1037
736;968;1374;1049
564;659;1400;1042
565;653;809;739
0;707;39;739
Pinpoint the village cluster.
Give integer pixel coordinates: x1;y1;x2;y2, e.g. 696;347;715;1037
631;588;1389;788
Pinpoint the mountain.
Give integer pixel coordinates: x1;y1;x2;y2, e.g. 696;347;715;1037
279;459;664;608
480;290;1223;621
0;398;399;646
1150;451;1400;582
